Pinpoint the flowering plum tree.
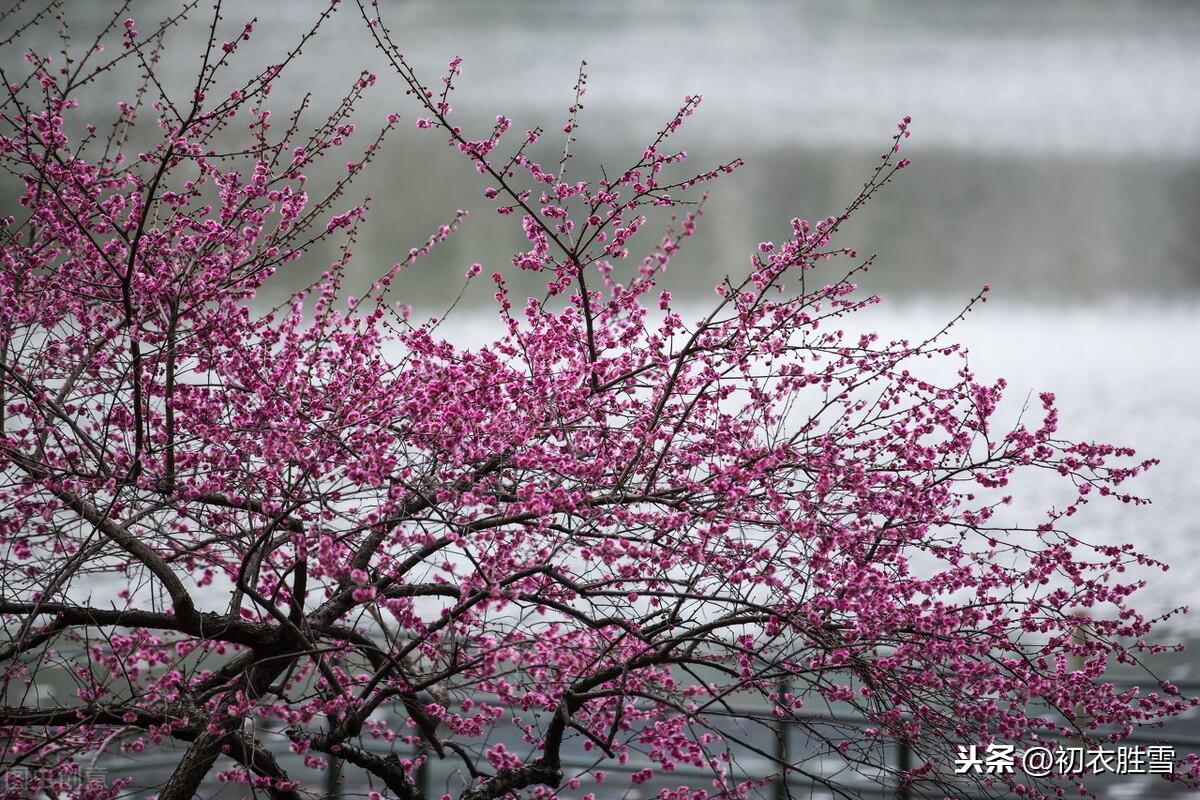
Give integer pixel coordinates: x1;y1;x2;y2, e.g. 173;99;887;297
0;3;1193;799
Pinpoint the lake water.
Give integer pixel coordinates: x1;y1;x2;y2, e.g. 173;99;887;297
7;0;1200;306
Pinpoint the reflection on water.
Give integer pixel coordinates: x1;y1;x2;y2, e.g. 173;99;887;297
422;296;1200;618
275;142;1200;309
861;298;1200;620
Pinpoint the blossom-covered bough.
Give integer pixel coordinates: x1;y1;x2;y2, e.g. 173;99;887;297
0;2;1193;799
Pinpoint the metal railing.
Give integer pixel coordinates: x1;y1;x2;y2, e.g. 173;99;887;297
18;677;1195;800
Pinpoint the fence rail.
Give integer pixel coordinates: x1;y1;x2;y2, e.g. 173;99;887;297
9;679;1197;800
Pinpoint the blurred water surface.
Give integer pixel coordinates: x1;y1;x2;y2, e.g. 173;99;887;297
268;0;1200;305
8;0;1199;303
222;0;1200;617
3;2;1199;608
